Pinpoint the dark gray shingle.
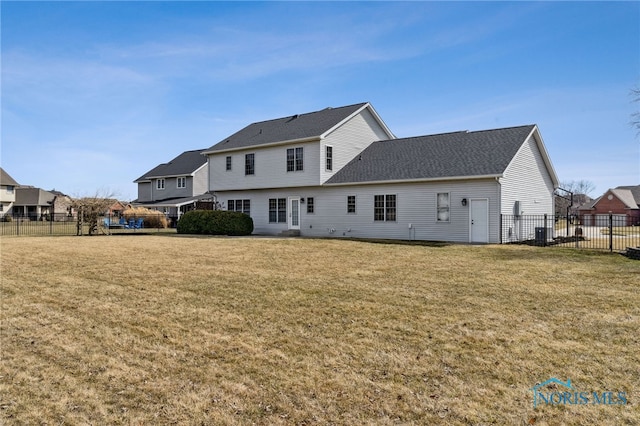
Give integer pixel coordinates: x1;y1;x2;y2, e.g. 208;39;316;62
326;125;536;184
135;149;207;182
205;103;368;152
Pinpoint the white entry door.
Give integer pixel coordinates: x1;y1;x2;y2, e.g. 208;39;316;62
288;197;300;230
470;199;489;243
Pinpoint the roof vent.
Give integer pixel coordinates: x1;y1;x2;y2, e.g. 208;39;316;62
287;114;299;122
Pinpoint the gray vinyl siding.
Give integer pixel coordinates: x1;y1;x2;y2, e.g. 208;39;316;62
137;182;152;202
320;109;391;183
150;176;196;200
210;141;321;191
500;134;555;216
217;179;500;242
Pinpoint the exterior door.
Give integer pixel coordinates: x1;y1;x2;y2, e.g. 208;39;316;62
288;197;300;230
470;199;489;243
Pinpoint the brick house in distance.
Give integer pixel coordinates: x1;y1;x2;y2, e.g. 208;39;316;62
579;185;640;226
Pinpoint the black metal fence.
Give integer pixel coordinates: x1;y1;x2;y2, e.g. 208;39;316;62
501;214;640;252
0;213;175;237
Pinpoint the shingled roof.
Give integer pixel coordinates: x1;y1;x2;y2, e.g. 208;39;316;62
15;187;55;206
203;102;375;153
135;149;207;182
325;125;537;184
0;168;19;186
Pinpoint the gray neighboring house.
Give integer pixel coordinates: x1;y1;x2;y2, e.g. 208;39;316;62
13;187;56;220
203;102;559;243
132;149;210;222
0;168;19;218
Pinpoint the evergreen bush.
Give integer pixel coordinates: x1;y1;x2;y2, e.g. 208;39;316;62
177;210;253;236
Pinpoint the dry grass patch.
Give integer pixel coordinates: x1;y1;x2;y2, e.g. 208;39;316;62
1;236;638;425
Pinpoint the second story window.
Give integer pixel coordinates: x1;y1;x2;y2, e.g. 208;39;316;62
326;146;333;171
226;156;232;171
177;177;186;189
6;186;14;194
245;153;255;175
156;179;165;190
286;147;304;172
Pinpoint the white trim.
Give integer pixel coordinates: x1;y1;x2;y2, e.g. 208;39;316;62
469;198;489;243
288;197;301;230
176;176;187;189
436;192;450;223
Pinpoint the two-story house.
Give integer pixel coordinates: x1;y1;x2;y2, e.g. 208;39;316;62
202;102;558;243
133;149;210;222
0;168;19;218
202;102;395;235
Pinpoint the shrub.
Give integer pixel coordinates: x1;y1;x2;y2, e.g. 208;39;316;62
123;207;168;229
177;210;253;236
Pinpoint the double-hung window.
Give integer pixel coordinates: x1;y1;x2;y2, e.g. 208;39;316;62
226;156;232;171
306;197;314;214
245;153;255;175
374;194;396;221
326;146;333;171
156;179;165;190
269;198;287;223
177;176;186;189
228;199;251;216
286;147;304;172
437;193;450;222
347;195;356;214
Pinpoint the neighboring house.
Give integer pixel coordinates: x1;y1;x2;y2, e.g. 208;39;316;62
202;102;558;243
106;199;130;217
0;168;19;218
132;149;210;222
579;185;640;226
13;186;56;220
49;190;76;220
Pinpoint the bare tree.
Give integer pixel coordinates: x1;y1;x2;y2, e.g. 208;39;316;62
560;180;596;196
71;190;116;235
555;180;596;216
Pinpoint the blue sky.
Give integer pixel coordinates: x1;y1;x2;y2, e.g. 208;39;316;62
2;1;639;201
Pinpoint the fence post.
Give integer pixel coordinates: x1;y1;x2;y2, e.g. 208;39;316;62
609;213;613;253
543;214;548;247
50;214;54;234
16;216;20;236
499;214;503;244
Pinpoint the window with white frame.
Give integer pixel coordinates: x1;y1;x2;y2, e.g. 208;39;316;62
245;153;255;175
226;156;232;171
306;197;314;214
437;192;450;222
326;146;333;171
269;198;287;223
286;147;304;172
177;176;186;189
228;199;250;216
6;186;14;194
156;179;165;190
374;194;396;221
347;195;356;214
